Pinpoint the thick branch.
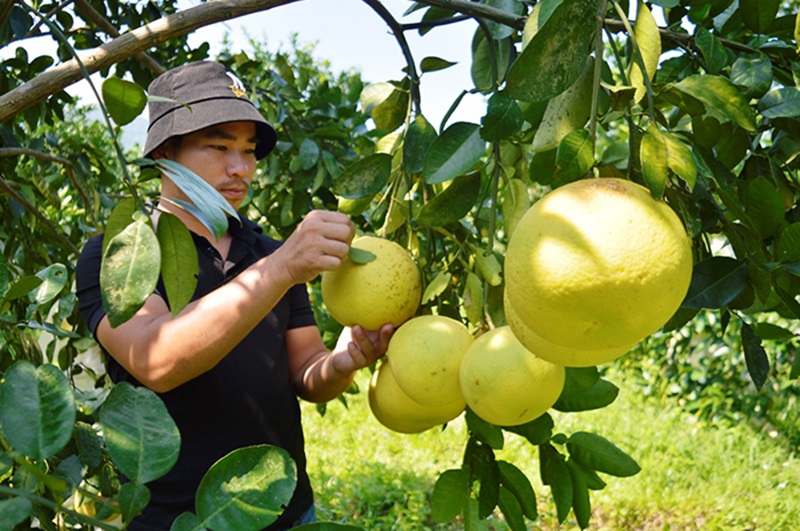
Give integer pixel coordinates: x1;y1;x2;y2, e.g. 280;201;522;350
417;0;525;29
0;0;301;124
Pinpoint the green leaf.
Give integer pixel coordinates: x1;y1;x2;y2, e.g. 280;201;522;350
0;252;7;297
497;486;527;530
759;88;800;119
422;271;452;304
742;323;770;390
431;469;469;522
681;257;749;310
102;77;147;126
501;178;530;238
0;361;76;459
423;122;485;185
531;57;595;152
28;263;67;305
156;159;237;240
465;408;504;449
157;213;199;317
506;0;598;102
360;82;408;132
170;512;203;531
333;153;392;199
467;440;500;519
417;172;481;227
100;220;160;328
566;457;607;490
741;177;784;239
739;0;779;34
103;197;138;256
75;421;102;469
481;92;523;142
778;223;800;262
119;482;151;524
196;445;296;531
484;0;524;40
470;28;511;94
100;382;180;484
403;114;438;174
555;128;594;185
298;138;320;170
504;413;554;445
497;461;537;520
420;56;457;73
731;54;773;99
539;443;572;523
0;498;32;529
566;459;592;529
694;27;727;76
751;322;794;341
554;378;619;412
640;125;668;199
348;246;376;264
3;275;43;301
566;432;641;477
671;75;757;132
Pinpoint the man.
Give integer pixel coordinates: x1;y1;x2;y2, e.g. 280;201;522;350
75;61;394;530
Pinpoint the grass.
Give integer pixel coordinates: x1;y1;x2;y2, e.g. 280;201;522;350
301;369;800;530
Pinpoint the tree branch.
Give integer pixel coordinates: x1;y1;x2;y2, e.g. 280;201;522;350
0;0;301;124
416;0;525;29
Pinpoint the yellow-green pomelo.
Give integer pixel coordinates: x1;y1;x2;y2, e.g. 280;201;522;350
505;178;693;350
388;315;473;406
504;290;636;367
368;361;465;434
322;235;421;330
460;326;565;426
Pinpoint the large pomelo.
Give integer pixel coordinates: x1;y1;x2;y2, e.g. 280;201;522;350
322;235;421;330
459;326;565;426
387;315;473;406
368;361;465;434
505;177;693;350
504;291;636;367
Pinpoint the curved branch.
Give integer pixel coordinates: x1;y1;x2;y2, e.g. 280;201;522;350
361;0;421;115
0;0;301;124
417;0;525;29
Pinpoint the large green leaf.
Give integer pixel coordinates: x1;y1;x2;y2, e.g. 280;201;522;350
759;88;800;119
539;443;572;523
671;75;757;132
0;498;32;529
298;138;320;170
629;0;661;102
470;28;512;94
100;219;161;328
102;197;138;256
566;432;641;477
431;468;469;522
360;82;408;132
501;178;530;238
483;0;524;40
566;459;592;529
118;481;151;524
497;486;526;531
0;361;75;459
682;256;749;309
504;413;554;445
554;377;619;412
497;461;537;520
738;0;779;34
664;132;698;189
422;122;485;184
403;114;438;174
156;159;238;240
741;177;784;239
554;128;594;185
417;173;481;227
195;445;296;531
778;223;800;262
694;27;727;76
99;382;180;484
731;54;773;99
157;213;199;316
0;252;7;297
332;153;392;199
505;0;598;102
102;77;147;126
640;125;669;199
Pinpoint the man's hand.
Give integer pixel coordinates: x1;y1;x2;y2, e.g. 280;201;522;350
274;210;355;284
330;324;394;375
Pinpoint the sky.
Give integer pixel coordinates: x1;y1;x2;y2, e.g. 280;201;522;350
42;0;489;144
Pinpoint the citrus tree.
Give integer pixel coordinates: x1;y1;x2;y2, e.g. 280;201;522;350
1;0;799;529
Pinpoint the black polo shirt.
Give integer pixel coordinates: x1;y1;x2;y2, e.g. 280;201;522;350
75;215;316;530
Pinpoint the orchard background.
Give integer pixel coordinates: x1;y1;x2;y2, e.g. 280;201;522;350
1;0;799;529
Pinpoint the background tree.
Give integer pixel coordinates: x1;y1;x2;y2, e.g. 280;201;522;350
1;0;799;529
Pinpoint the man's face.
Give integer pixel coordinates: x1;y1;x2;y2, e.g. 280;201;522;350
159;121;259;211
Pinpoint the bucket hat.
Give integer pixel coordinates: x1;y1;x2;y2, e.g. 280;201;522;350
143;61;277;160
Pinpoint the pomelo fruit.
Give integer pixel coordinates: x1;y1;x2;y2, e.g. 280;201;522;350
322;235;421;330
459;326;565;426
368;361;465;434
387;315;473;406
505;177;693;351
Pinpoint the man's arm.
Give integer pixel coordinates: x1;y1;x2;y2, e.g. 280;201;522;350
95;210;354;393
287;324;394;403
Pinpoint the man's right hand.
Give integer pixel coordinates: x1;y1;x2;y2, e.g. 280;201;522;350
274;210;355;284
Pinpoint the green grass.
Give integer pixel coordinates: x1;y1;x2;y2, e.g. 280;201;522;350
301;369;800;530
